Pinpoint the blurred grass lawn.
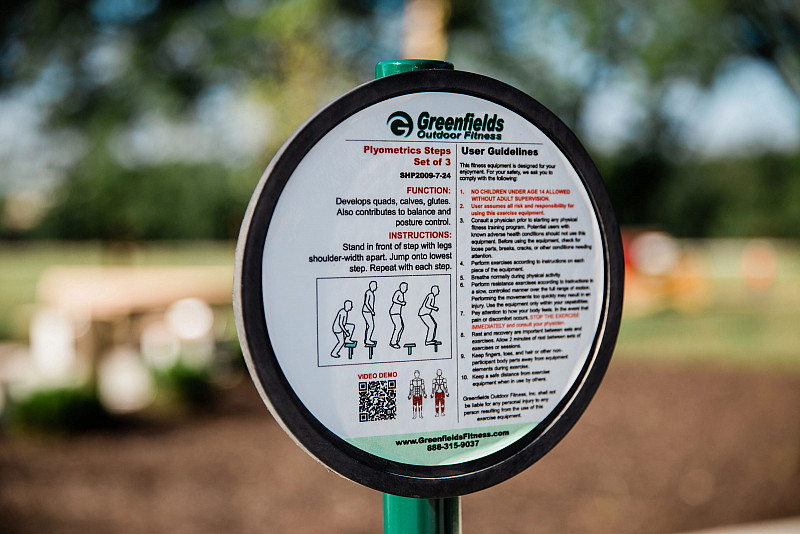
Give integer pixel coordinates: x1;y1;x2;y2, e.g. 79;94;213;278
617;239;800;370
1;240;798;370
617;303;800;369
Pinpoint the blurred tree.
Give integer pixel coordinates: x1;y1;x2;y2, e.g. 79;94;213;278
336;0;800;234
1;0;362;241
439;1;800;138
655;153;800;238
37;159;245;239
1;0;799;238
443;1;800;230
402;0;449;59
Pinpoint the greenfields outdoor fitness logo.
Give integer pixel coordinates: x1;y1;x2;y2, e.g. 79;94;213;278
387;111;413;137
387;110;505;140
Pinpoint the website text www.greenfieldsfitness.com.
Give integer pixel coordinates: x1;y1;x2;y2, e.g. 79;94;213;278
395;430;510;452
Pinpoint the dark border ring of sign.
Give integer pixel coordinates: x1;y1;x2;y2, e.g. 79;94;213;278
234;69;624;498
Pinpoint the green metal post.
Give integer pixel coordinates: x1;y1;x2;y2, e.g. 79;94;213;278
383;494;461;534
375;59;454;79
375;59;460;534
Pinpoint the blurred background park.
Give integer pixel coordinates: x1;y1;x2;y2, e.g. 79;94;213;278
1;1;800;533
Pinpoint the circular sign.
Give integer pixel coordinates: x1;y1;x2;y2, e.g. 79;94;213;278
234;69;623;498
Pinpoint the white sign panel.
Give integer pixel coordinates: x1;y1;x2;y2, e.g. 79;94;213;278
262;93;604;465
235;70;623;497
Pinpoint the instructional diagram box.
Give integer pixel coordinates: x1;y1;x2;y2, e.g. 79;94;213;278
317;273;452;367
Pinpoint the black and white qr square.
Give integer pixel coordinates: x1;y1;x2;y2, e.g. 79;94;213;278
358;380;397;422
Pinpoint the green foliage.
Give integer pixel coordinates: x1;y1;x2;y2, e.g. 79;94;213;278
655;153;800;238
37;160;252;240
5;386;115;434
153;361;215;409
2;0;360;241
443;1;800;238
1;0;799;239
598;151;675;230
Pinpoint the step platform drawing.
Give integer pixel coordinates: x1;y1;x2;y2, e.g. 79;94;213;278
315;274;452;367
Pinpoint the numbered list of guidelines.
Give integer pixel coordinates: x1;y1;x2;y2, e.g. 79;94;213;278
261;92;605;466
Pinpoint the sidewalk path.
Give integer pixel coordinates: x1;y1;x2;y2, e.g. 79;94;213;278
678;518;800;534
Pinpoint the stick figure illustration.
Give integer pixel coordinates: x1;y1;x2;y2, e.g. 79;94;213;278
389;282;408;349
418;285;440;345
431;369;449;417
331;300;354;358
408;369;426;419
362;281;378;345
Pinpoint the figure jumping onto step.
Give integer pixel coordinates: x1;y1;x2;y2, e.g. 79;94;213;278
389;282;408;349
362;281;378;345
331;300;355;358
418;285;440;346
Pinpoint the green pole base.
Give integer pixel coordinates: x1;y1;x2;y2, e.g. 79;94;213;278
383;494;461;534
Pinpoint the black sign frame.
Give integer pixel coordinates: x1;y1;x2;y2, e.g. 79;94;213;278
234;69;624;498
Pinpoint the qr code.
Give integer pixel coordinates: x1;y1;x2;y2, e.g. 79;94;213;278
359;380;397;422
